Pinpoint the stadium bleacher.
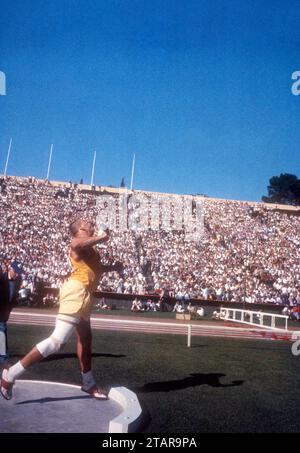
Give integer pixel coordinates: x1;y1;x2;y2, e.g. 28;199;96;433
0;175;300;306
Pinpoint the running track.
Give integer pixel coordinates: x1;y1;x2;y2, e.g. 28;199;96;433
8;309;295;342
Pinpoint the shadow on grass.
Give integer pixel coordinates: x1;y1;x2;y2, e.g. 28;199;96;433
136;373;244;393
10;353;126;361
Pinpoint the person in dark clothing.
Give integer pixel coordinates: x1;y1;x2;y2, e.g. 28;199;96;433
0;263;10;371
0;260;22;371
7;259;23;304
159;289;172;312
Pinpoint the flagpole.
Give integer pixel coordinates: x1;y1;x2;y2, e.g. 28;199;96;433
90;149;96;186
4;138;12;176
130;153;135;190
46;144;53;180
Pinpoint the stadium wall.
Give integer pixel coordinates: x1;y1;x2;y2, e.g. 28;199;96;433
41;287;285;315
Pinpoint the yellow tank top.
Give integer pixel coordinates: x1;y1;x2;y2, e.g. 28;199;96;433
69;248;103;291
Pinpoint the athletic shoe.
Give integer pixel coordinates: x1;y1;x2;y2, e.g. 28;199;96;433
81;384;109;400
0;368;14;400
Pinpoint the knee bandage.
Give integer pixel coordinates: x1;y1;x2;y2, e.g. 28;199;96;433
36;319;76;357
36;337;61;357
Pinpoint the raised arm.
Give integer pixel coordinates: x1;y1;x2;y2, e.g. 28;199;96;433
70;222;110;253
71;230;108;252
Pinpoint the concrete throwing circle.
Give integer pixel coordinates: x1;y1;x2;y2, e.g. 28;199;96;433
0;380;143;433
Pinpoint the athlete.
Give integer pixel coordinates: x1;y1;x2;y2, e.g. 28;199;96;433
1;218;122;400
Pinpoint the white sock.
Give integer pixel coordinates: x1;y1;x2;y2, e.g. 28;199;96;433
81;370;96;390
7;361;26;383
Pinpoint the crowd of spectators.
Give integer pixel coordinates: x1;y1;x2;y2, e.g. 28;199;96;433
1;175;300;307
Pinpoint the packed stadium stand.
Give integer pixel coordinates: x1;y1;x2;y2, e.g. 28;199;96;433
1;175;300;306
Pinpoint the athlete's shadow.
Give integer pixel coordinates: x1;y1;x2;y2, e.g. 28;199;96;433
11;353;126;361
45;352;126;362
16;395;92;405
136;373;244;393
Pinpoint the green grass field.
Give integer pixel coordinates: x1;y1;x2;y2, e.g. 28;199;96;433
5;324;300;433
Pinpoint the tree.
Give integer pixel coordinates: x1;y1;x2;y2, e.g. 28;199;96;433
120;177;126;188
262;173;300;205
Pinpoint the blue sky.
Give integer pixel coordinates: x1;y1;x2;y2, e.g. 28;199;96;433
0;0;300;201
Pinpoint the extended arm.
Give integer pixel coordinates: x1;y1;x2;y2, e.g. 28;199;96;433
101;261;124;274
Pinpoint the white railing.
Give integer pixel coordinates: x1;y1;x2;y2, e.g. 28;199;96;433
219;307;288;331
